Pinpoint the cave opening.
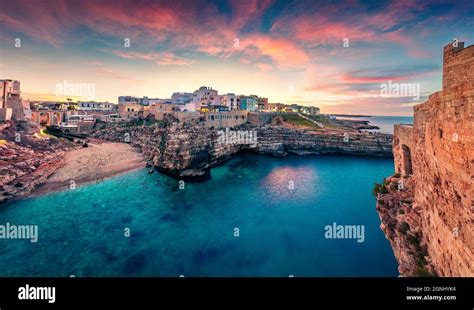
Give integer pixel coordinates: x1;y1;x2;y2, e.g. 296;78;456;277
401;144;413;175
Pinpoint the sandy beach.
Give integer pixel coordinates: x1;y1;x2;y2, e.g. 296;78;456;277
33;142;146;195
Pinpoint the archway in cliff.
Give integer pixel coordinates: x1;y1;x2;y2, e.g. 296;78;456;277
39;112;50;127
401;144;413;175
52;112;61;125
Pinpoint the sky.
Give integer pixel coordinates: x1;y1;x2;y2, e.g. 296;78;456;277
0;0;473;116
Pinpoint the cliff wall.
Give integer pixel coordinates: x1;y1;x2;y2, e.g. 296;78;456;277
0;121;75;203
92;119;393;180
377;42;474;277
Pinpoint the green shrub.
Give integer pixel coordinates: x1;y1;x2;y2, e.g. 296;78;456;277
373;183;388;197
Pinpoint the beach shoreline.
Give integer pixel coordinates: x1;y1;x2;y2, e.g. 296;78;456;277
30;142;146;197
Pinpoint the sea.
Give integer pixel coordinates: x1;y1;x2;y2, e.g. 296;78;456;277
336;116;414;134
0;153;398;276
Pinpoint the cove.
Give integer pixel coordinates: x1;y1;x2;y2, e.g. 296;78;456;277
0;153;398;276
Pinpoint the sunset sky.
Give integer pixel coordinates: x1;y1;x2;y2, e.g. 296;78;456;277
1;0;473;115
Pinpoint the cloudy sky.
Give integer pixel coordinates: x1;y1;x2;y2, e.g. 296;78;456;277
1;0;473;115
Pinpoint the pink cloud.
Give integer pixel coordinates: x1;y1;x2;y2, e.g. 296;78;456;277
241;36;310;69
340;72;407;84
106;50;192;66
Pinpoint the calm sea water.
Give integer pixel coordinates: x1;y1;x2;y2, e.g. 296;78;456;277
0;154;398;276
337;116;414;134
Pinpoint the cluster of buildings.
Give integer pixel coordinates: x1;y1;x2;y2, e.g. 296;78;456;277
0;79;120;133
117;86;320;128
1;80;320;131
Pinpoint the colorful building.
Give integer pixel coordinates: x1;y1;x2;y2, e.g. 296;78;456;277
240;95;258;111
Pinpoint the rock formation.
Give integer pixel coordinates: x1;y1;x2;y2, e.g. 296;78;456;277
376;42;474;277
0;121;76;203
92;114;392;181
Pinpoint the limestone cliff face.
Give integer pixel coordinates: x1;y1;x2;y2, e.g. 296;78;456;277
0;121;75;203
92;117;392;180
376;42;474;277
254;126;392;157
92;118;241;179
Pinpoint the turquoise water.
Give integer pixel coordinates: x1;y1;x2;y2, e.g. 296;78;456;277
337;116;414;134
0;154;398;277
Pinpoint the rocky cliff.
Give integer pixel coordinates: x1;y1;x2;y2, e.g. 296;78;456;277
0;121;76;203
376;42;474;277
92;117;241;180
92;115;392;180
254;126;392;157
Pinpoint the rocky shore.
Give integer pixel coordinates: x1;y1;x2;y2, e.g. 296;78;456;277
374;175;431;276
0;121;77;203
91;115;393;181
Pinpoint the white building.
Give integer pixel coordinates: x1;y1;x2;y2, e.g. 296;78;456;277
78;101;116;112
191;86;220;111
171;92;193;104
220;93;239;111
67;114;95;124
118;96;150;106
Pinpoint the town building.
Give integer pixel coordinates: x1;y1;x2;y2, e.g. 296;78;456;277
118;103;142;119
220;93;240;111
66;114;95;124
171;92;194;104
240;95;258;111
78;101;116;112
265;102;320;115
257;97;268;111
299;105;320;115
0;79;31;121
97;114;122;122
150;103;178;120
200;104;229;113
266;103;285;112
191;86;220;110
205;110;249;128
118;96;150;106
173;111;201;123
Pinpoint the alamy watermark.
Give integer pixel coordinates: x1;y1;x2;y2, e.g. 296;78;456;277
380;80;420;100
55;80;95;100
217;128;257;147
0;222;38;243
324;222;365;243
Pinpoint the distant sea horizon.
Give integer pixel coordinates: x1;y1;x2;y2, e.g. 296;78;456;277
335;115;414;134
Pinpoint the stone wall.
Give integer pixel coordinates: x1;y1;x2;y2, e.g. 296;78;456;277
377;42;474;277
393;124;414;175
247;112;273;126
